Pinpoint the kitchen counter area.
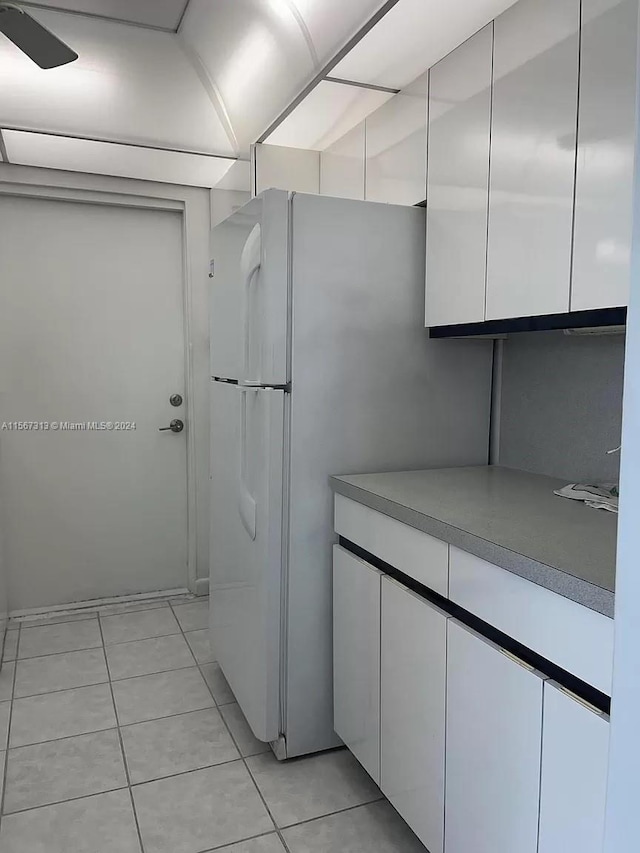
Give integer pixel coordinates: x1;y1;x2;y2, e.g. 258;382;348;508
331;465;616;618
331;464;615;853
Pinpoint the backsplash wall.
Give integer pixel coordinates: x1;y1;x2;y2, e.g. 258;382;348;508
498;331;626;483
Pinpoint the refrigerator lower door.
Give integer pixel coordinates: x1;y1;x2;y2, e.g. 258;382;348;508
210;189;290;385
210;380;286;743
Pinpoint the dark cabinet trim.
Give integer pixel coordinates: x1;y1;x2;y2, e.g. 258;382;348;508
428;306;626;338
339;536;610;715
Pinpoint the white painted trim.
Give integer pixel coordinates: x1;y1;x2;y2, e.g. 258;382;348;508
18;1;188;33
9;588;192;620
0;163;211;596
604;20;640;848
195;577;210;596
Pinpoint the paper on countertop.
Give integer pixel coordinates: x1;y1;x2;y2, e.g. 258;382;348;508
553;483;619;513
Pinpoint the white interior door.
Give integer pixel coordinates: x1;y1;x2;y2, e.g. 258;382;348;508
209;380;285;743
0;195;189;610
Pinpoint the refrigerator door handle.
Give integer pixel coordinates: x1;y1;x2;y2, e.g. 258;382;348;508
238;386;257;540
241;224;262;382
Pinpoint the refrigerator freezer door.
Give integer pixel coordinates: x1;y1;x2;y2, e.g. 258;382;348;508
210;380;285;743
210;190;290;385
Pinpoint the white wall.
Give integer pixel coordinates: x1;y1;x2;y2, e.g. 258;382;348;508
0;435;7;646
604;21;640;840
0;164;213;597
318;73;428;206
252;143;320;196
211;188;251;228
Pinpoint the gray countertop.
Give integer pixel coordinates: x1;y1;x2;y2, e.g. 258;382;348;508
330;466;617;618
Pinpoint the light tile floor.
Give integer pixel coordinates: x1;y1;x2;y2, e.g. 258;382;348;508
0;598;427;853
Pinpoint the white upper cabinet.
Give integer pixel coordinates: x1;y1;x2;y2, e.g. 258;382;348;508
365;74;428;207
445;620;544;853
320;122;366;201
571;0;637;311
381;576;447;853
426;25;493;327
538;682;610;853
332;546;381;783
486;0;580;320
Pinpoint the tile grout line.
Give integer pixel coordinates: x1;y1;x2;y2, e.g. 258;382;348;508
3;783;130;818
14;643;104;663
273;796;387;833
10;593;194;627
14;614;99;629
166;602;295;849
168;600;370;851
3;601;382;850
97;611;147;853
168;600;219;699
15;626;202;665
199;828;290;853
0;625;21;826
5;699;230;753
168;602;294;852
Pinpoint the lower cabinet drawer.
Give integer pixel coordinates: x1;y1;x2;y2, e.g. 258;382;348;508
381;576;447;853
334;495;449;597
332;545;381;783
449;546;614;695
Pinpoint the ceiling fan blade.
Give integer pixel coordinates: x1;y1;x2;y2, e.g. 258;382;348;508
0;6;78;68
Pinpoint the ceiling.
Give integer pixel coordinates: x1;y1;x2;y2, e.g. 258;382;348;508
18;0;190;31
0;0;525;188
332;0;520;90
262;0;520;151
0;0;386;179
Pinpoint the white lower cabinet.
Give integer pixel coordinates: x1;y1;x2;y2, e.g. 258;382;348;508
538;682;610;853
380;576;447;853
445;620;544;853
332;545;381;783
332;527;611;853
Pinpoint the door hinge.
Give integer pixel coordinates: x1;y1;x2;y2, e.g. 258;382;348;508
209;260;215;279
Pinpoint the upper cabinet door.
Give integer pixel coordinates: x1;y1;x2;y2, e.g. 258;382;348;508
571;0;638;311
366;73;428;207
538;682;610;853
486;0;580;320
426;25;493;327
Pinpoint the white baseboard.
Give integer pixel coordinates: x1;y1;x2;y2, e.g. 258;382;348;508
195;577;210;597
10;587;192;620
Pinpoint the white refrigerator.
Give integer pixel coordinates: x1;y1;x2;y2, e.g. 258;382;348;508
209;190;492;759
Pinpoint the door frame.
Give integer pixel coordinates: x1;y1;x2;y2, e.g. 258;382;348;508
0;164;211;596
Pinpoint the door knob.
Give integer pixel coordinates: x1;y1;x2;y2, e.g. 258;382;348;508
159;419;184;433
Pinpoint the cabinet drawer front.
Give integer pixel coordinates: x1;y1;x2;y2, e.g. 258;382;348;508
333;546;381;783
381;576;447;853
449;547;614;694
334;495;449;597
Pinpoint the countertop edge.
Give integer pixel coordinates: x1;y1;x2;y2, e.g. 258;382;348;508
330;477;615;619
